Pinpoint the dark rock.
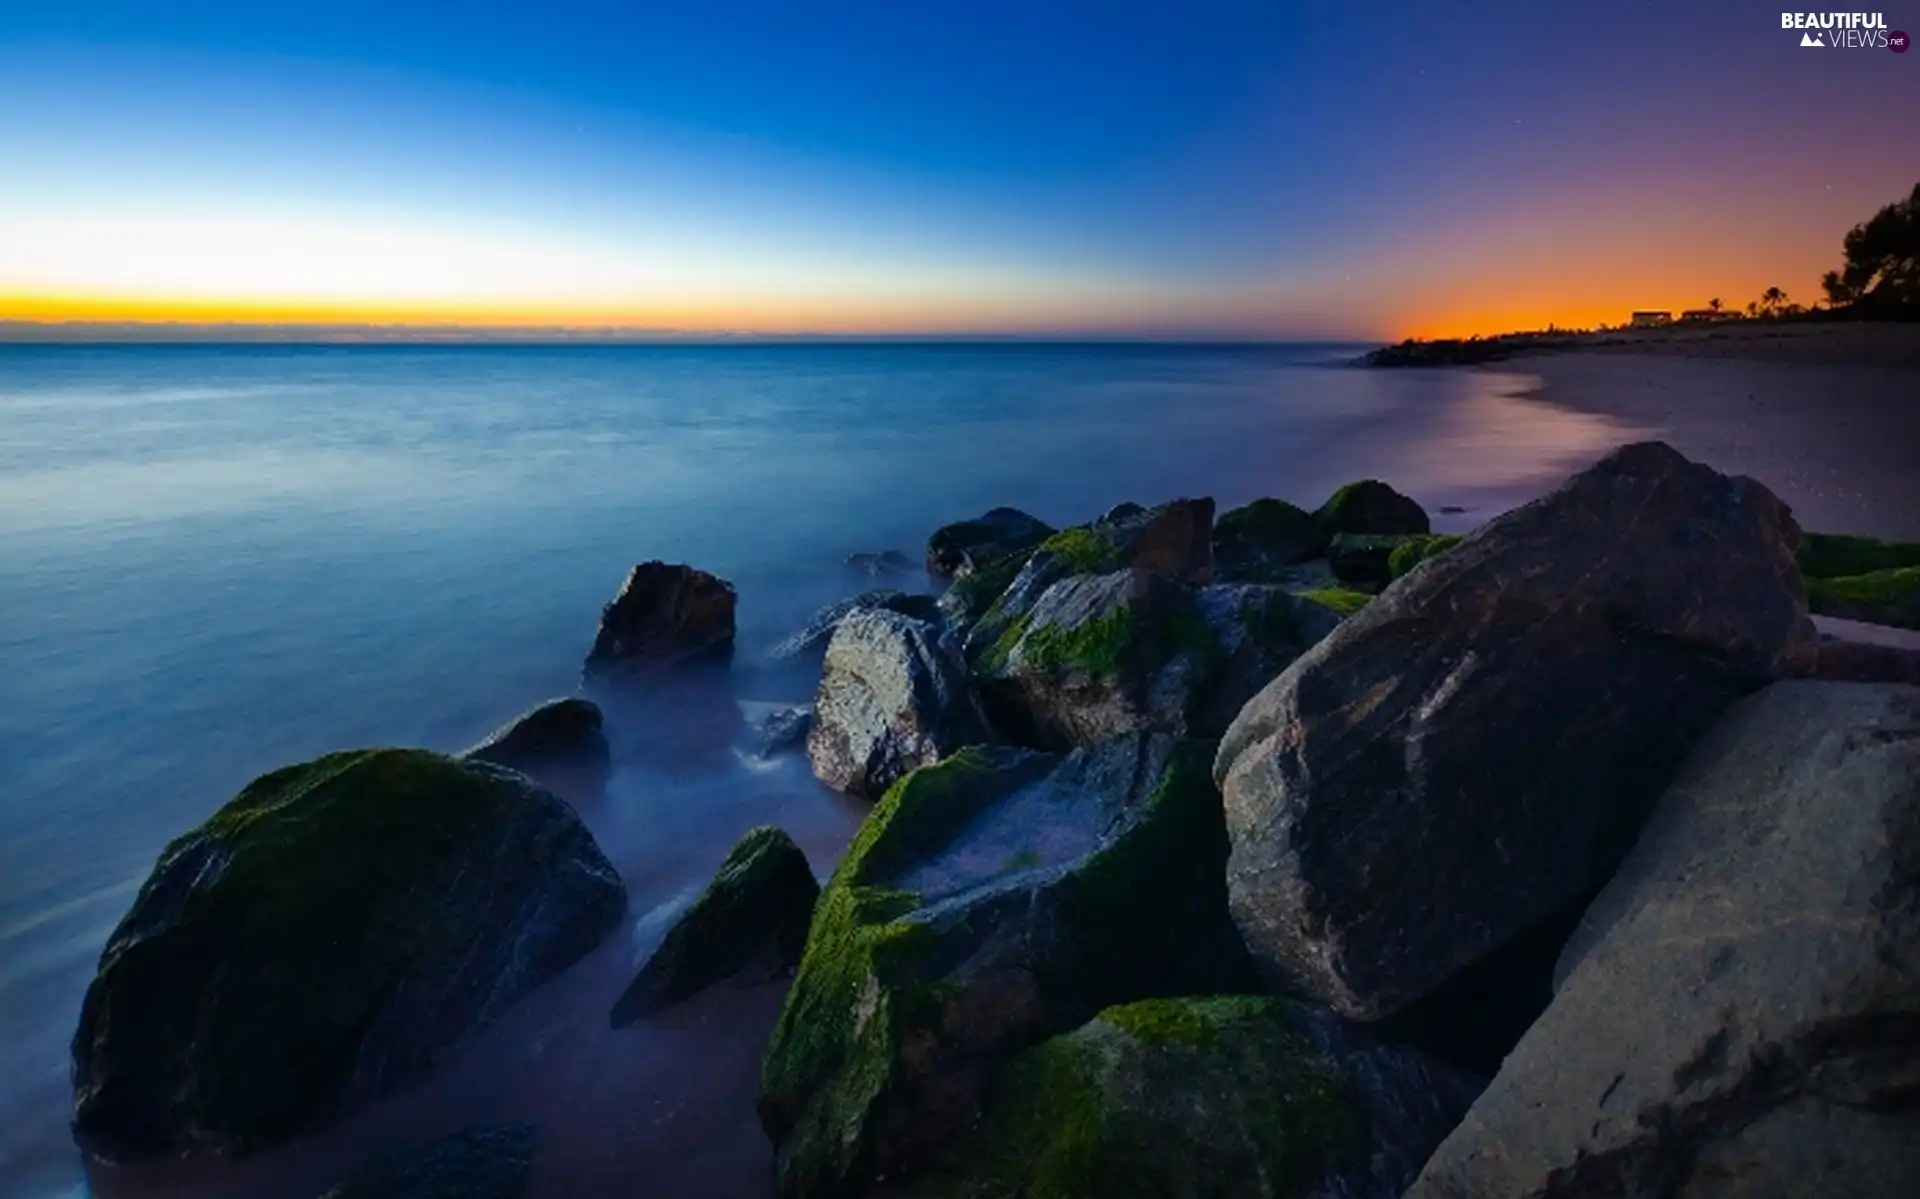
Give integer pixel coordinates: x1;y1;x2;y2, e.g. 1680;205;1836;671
1325;533;1410;589
847;550;917;579
1407;681;1920;1199
767;590;942;670
1811;638;1920;685
755;706;814;758
319;1124;535;1199
611;826;819;1025
1215;442;1818;1021
1214;498;1329;583
807;609;990;800
1314;479;1430;537
1099;501;1146;522
925;507;1054;578
909;996;1482;1199
583;562;736;681
463;697;610;790
1439;505;1468;515
758;735;1237;1198
1796;530;1920;578
71;751;626;1160
975;572;1343;750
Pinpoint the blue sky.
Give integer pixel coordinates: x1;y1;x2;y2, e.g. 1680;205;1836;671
2;1;1915;336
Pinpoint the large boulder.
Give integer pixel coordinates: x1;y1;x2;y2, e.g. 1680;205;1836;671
1406;681;1920;1198
909;996;1482;1199
808;609;990;800
583;561;736;681
975;571;1344;749
463;697;611;791
611;826;819;1025
71;750;626;1160
1214;498;1329;583
1313;479;1429;536
767;590;943;671
758;735;1240;1198
319;1124;535;1199
1215;442;1818;1022
926;507;1054;578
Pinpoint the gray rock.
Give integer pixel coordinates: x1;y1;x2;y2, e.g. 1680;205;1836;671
583;561;736;681
807;609;990;799
925;507;1054;578
1407;681;1920;1199
767;590;942;670
759;735;1241;1197
71;751;626;1160
611;826;819;1024
463;697;610;789
755;705;814;759
1216;442;1818;1021
319;1124;535;1199
846;550;917;579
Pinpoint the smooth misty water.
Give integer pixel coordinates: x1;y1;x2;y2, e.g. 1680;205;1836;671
0;343;1637;1198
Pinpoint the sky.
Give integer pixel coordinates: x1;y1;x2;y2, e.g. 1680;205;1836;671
0;1;1915;339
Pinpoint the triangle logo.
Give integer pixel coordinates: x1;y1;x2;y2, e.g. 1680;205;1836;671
1800;31;1824;46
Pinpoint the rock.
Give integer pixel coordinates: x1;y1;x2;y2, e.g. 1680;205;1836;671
1314;479;1430;536
1386;533;1463;580
583;562;736;681
319;1124;535;1199
611;826;819;1025
910;996;1482;1199
1214;498;1329;583
71;751;626;1160
957;498;1216;658
1806;567;1920;630
1811;638;1920;685
926;507;1054;578
1438;505;1468;515
976;572;1343;750
1325;533;1409;589
1215;442;1818;1022
1796;530;1920;579
807;609;990;800
935;549;1039;631
1406;681;1920;1199
847;550;917;579
463;697;611;789
1099;501;1146;522
758;735;1238;1198
768;590;943;670
756;705;815;758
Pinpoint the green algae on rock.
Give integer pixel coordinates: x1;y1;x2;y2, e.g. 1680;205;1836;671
1326;533;1414;589
927;508;1056;579
1805;566;1920;630
757;735;1239;1199
1294;587;1372;616
611;826;819;1025
1314;480;1430;537
71;749;626;1161
1795;531;1920;580
1213;498;1329;583
1387;534;1464;580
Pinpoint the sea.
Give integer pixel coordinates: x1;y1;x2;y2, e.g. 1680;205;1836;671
0;342;1638;1198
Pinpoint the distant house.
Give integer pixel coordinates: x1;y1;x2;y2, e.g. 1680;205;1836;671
1679;308;1737;323
1630;310;1673;328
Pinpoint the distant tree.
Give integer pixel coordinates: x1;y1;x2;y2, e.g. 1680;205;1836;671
1758;286;1789;316
1745;300;1760;318
1821;180;1920;310
1708;297;1723;313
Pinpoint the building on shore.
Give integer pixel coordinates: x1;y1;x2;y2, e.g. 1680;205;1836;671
1629;310;1673;328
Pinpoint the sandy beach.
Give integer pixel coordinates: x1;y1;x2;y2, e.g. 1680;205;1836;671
1502;334;1920;542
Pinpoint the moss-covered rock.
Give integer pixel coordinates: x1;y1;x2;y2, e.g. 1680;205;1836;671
1214;499;1329;583
320;1123;535;1199
1326;533;1414;589
927;508;1056;579
1314;480;1430;537
1796;532;1920;580
1387;534;1464;580
1805;567;1920;630
937;551;1037;630
909;996;1484;1199
1294;587;1372;616
611;826;819;1025
463;697;610;794
71;750;626;1161
757;735;1239;1198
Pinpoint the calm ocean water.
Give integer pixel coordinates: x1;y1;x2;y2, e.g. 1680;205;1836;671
0;343;1636;1198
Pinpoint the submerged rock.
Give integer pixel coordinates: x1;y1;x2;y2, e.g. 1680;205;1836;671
71;750;626;1160
1214;498;1328;583
755;705;815;759
758;735;1238;1198
1407;681;1920;1198
463;697;611;790
808;609;990;800
1216;442;1817;1022
767;590;942;670
926;507;1055;578
912;996;1482;1199
1313;479;1430;537
319;1123;536;1199
847;550;917;579
611;826;819;1025
583;561;737;681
